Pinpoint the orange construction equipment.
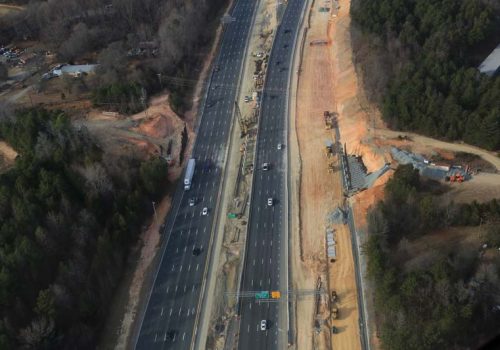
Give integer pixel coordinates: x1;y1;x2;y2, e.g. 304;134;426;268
449;173;464;183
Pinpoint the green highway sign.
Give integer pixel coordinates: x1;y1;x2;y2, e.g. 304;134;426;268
255;291;269;299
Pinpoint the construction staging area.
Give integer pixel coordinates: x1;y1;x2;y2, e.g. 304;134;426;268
289;0;363;349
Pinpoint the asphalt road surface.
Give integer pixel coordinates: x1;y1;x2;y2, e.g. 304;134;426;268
134;0;258;348
237;1;306;349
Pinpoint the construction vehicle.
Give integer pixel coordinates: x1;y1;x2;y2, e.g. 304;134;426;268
184;158;196;190
331;291;338;303
328;162;335;173
332;307;338;319
325;140;334;157
324;111;338;129
448;173;465;183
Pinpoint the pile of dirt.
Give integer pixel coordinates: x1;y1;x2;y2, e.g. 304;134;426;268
131;95;184;139
135;115;172;139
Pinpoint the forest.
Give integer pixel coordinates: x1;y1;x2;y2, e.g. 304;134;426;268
365;165;500;349
351;0;500;150
0;109;168;348
0;0;229;112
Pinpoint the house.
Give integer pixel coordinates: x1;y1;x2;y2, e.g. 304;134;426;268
52;64;98;77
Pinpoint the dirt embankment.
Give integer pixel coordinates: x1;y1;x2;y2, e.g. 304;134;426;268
290;0;372;348
0;141;18;173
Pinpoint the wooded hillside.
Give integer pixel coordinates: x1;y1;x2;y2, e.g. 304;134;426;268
0;109;168;348
351;0;500;150
366;165;500;349
0;0;228;112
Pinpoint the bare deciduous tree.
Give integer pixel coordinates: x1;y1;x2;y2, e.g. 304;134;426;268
81;163;113;196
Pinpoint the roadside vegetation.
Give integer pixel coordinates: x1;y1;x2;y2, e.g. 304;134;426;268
0;108;168;348
0;0;229;113
365;165;500;349
351;0;500;150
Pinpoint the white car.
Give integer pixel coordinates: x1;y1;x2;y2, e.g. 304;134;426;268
277;143;282;150
260;320;267;331
262;162;269;171
267;198;273;206
189;198;196;207
202;207;208;216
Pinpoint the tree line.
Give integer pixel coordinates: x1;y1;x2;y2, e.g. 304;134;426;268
0;108;168;348
0;0;229;113
351;0;500;150
365;164;500;349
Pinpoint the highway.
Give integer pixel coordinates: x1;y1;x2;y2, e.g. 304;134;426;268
237;1;306;349
134;0;258;348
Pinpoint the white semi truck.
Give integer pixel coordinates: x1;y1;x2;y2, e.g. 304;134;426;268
184;158;196;190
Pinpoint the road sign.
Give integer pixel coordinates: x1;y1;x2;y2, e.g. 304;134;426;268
271;291;281;299
228;213;238;219
255;291;269;299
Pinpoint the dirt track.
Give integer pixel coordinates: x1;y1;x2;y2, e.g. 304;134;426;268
375;129;500;171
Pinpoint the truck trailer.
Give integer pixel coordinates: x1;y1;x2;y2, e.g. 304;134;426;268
184;158;196;190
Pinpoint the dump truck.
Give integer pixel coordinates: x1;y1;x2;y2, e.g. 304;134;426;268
184;158;196;190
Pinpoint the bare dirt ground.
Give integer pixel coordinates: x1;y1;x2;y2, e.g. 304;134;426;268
374;129;500;172
79;94;191;162
439;172;500;204
0;140;17;173
290;0;361;349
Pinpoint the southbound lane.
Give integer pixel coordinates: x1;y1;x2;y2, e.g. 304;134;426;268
135;0;258;348
237;1;306;349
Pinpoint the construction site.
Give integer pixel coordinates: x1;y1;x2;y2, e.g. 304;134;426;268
290;0;500;349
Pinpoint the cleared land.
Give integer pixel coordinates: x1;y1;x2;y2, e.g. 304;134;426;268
291;0;361;349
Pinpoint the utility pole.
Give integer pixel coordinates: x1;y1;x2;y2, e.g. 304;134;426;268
157;73;163;89
152;201;158;222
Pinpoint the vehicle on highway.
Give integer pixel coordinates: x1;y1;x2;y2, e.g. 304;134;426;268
192;247;202;256
244;95;251;102
277;143;282;150
260;320;267;331
283;44;289;48
189;197;196;206
166;330;176;341
184;158;196;190
267;198;273;206
284;29;291;34
202;207;208;216
262;162;269;171
214;65;220;72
